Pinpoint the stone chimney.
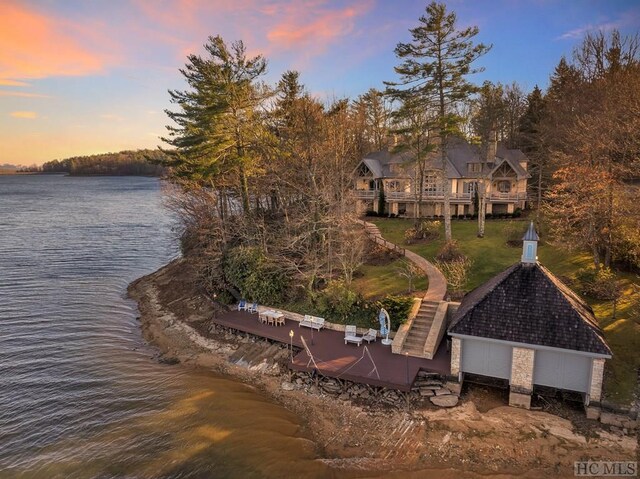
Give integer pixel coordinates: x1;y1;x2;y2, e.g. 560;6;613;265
486;130;497;162
521;221;539;264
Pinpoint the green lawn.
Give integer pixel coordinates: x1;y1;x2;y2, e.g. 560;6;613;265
352;258;428;300
371;217;640;406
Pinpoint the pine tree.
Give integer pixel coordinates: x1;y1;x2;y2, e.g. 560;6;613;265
386;2;491;243
160;35;269;217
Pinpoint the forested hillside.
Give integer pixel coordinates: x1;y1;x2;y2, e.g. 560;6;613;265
41;150;167;176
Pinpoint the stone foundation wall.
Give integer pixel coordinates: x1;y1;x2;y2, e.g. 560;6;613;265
451;337;461;376
588;358;605;404
510;347;534;394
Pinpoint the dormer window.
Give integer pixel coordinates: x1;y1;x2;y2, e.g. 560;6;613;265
467;163;482;173
356;163;372;177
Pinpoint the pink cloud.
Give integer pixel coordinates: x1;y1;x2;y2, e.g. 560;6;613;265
0;91;51;98
0;1;119;82
266;1;373;55
131;0;373;64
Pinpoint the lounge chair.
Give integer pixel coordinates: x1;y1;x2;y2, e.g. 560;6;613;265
344;325;362;346
362;328;377;343
247;302;259;313
237;299;248;311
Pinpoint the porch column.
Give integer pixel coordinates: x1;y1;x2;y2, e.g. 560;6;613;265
588;358;605;404
457;204;464;216
509;347;535;409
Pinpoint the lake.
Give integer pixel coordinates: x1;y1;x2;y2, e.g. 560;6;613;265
0;175;331;478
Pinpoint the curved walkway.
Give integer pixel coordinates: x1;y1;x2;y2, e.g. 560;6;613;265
359;220;447;302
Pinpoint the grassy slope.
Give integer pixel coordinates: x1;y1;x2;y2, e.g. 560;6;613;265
352;258;428;300
372;217;640;406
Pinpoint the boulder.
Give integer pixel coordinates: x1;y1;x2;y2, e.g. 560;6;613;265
430;394;459;408
281;381;295;391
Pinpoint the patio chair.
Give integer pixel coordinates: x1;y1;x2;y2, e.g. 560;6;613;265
247;301;259;313
237;299;248;311
362;328;377;343
344;325;362;346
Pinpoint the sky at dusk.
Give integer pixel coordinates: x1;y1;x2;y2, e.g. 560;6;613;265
2;0;639;166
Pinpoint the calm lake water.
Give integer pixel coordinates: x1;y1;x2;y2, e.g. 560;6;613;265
0;175;330;478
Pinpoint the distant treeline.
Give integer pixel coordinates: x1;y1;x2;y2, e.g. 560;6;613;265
41;150;167;176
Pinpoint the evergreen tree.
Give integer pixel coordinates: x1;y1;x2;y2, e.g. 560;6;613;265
386;2;491;242
518;85;547;215
160;35;269;217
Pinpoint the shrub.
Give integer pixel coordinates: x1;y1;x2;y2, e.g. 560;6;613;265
365;210;377;217
576;268;622;300
513;208;523;218
434;257;473;298
404;227;417;244
404;220;440;243
436;240;466;262
378;295;414;330
317;279;359;320
223;246;289;304
485;213;493;219
503;221;525;247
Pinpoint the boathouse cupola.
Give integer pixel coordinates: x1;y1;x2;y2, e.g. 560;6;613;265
521;221;539;265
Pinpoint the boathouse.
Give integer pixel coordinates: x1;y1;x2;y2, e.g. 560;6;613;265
448;222;612;409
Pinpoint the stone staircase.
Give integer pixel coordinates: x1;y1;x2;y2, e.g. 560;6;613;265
401;300;440;357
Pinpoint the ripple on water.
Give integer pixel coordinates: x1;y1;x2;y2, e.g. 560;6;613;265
0;176;334;478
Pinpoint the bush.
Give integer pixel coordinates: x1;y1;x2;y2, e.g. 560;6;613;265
513;208;522;218
223;246;289;304
436;240;466;262
576;267;622;300
378;295;414;330
317;279;359;320
485;213;493;219
503;221;525;247
404;220;440;243
365;210;377;217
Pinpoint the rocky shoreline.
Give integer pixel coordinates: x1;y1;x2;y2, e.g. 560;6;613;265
128;258;637;477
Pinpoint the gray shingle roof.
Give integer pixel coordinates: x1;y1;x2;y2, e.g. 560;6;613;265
449;262;612;356
359;138;529;180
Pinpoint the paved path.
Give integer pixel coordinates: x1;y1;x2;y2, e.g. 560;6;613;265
360;220;447;302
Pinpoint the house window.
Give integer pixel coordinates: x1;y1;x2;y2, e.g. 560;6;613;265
498;180;511;193
467;163;482;173
424;175;438;195
357;163;372;177
387;180;400;191
463;181;477;195
368;180;375;190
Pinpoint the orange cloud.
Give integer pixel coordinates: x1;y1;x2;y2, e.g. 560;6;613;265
0;1;117;82
10;111;38;119
266;1;373;55
0;79;29;86
0;91;50;98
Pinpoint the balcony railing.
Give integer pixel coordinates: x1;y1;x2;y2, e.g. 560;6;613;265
354;189;527;202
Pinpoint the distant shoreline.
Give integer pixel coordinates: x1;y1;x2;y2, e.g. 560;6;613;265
0;171;162;178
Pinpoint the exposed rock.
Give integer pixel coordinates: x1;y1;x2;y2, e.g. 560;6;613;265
435;388;451;396
430;395;459;408
281;381;295;391
419;388;434;397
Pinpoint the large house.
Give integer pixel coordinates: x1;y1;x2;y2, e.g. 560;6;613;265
448;223;612;409
353;137;529;217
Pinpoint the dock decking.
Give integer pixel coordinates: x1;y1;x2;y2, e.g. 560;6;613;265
212;310;451;391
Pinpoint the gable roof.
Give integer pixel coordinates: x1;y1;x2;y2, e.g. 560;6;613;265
449;262;612;356
358;138;529;180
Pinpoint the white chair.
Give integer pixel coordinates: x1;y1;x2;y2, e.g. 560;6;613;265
362;328;377;343
237;299;248;311
344;325;362;346
248;302;258;313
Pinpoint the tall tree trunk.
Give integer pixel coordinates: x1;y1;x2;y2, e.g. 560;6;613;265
536;161;543;221
477;181;486;238
442;147;452;242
